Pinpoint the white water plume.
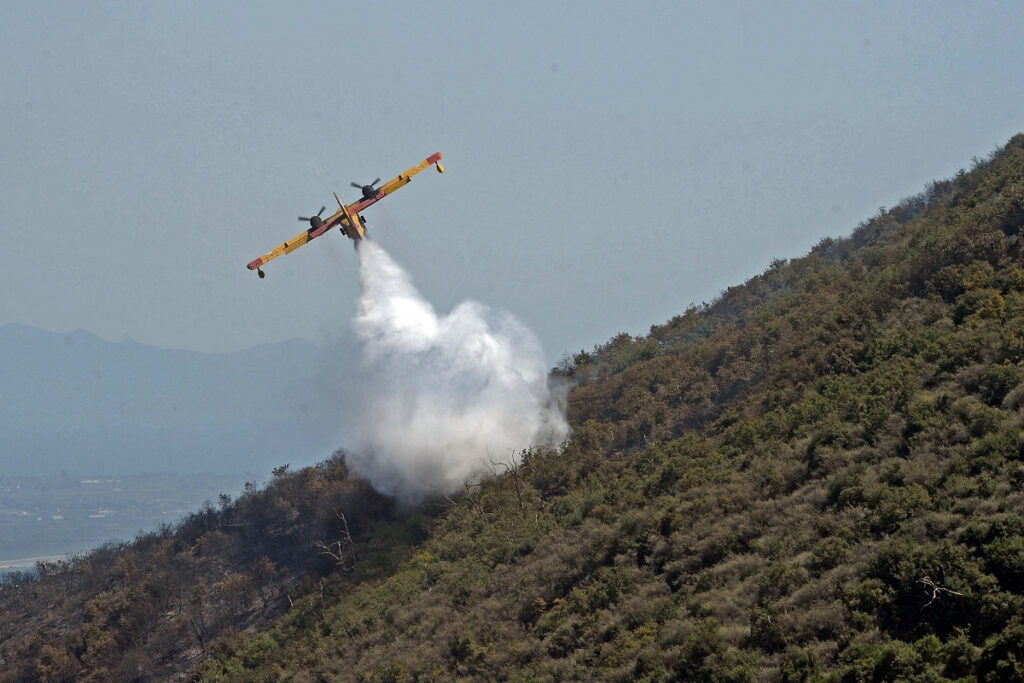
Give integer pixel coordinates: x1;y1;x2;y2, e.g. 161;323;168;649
342;240;569;502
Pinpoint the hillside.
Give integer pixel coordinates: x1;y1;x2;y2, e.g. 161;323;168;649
4;135;1024;681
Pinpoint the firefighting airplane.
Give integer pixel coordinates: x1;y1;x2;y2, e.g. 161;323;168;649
246;152;444;278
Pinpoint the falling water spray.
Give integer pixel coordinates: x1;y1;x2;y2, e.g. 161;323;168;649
341;240;569;502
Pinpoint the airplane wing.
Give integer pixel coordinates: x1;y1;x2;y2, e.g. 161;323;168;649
246;152;443;273
245;208;363;272
348;152;444;213
378;152;444;197
245;219;338;272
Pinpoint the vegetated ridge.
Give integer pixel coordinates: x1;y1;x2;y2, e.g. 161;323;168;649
4;135;1024;681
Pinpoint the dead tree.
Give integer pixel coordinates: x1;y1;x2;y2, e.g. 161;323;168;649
489;450;534;514
919;574;964;609
315;510;356;571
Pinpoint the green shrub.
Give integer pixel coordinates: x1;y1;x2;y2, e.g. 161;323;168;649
977;620;1024;682
779;646;820;683
810;536;851;571
979;362;1021;406
953;289;1005;324
748;603;787;653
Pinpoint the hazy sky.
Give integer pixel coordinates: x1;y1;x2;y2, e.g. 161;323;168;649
3;2;1023;361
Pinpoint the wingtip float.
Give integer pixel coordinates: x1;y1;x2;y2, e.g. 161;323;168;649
247;152;444;278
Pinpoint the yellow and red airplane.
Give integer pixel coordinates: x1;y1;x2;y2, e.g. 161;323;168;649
246;152;444;278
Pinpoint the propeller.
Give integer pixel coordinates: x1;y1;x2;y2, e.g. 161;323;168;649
298;206;326;223
351;178;382;199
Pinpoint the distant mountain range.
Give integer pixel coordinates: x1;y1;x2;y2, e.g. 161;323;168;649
0;323;352;475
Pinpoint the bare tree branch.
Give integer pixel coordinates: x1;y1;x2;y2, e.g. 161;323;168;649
919;574;964;609
315;509;356;571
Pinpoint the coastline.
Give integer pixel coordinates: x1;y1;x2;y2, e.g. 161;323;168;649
0;554;70;571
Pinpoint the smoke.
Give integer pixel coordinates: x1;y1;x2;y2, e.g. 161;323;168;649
342;240;569;502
